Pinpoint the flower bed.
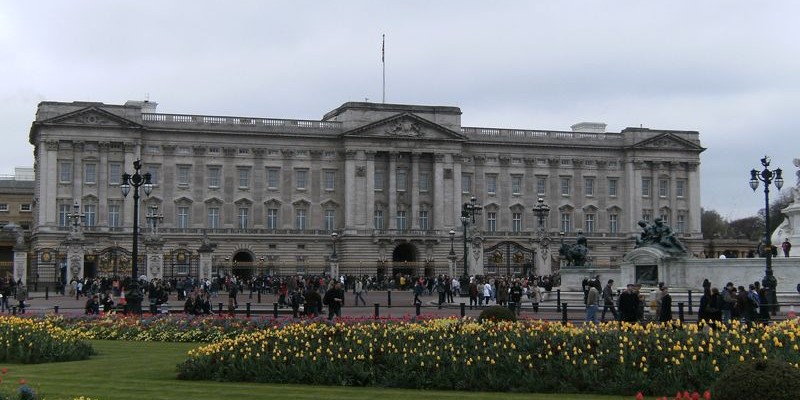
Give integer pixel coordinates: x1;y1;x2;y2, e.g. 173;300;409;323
0;316;94;364
176;319;800;396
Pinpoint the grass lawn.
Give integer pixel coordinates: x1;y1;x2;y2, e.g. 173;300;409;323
0;340;631;400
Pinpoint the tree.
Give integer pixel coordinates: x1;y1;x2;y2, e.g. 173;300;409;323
728;216;763;241
701;208;728;239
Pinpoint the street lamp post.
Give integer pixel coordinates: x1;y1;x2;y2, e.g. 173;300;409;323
121;159;153;314
749;156;784;314
460;196;483;278
331;232;339;260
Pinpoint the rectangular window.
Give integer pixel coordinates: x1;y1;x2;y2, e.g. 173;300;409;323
461;174;472;194
266;208;279;229
608;178;618;197
676;214;686;233
659;179;669;198
660;213;670;225
396;211;407;230
295;209;307;230
374;170;384;191
19;204;31;212
84;204;96;227
419;210;429;230
609;214;618;234
642;211;652;223
512;212;522;232
295;169;308;190
676;180;686;198
486;174;497;194
585;213;595;233
511;175;522;195
109;163;121;185
59;204;71;227
208;167;221;188
373;210;384;230
560;213;572;233
324;210;335;231
177;206;189;229
536;177;547;196
108;204;121;228
84;163;97;184
238;168;251;189
560;177;571;196
267;168;280;189
0;204;7;212
146;166;159;185
177;165;190;186
396;169;407;191
324;170;335;191
419;171;430;192
208;207;220;229
642;178;651;197
487;212;497;232
59;162;72;183
238;207;249;229
584;178;594;197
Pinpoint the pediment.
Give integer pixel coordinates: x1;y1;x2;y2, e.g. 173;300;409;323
341;113;466;141
629;133;704;152
41;107;142;128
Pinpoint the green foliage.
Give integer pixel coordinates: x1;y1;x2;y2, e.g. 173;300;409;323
477;305;517;323
711;358;800;400
0;316;94;364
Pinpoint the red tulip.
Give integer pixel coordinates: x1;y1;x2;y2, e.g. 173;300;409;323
703;390;711;399
0;368;7;375
635;391;644;400
19;379;26;385
676;392;682;400
692;392;700;400
683;391;690;399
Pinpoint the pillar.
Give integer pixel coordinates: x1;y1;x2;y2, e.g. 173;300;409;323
144;238;165;281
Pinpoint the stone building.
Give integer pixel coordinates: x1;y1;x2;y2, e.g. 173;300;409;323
0;168;35;281
25;100;704;286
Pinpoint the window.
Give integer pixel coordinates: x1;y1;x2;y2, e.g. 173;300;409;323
642;211;652;223
560;213;572;233
59;204;71;227
324;210;335;231
584;178;594;197
84;163;97;184
295;169;308;190
511;175;522;195
676;214;686;233
208;167;221;188
237;207;249;229
608;178;618;197
676;180;686;198
374;170;384;191
486;212;497;232
84;204;96;227
396;211;407;230
266;208;279;229
560;177;571;196
208;207;220;229
108;204;121;228
177;206;189;229
109;163;121;185
536;177;547;195
585;213;595;233
295;209;307;230
238;168;251;189
609;214;618;234
19;204;31;212
642;178;651;197
373;210;384;229
324;170;335;191
59;162;72;183
461;174;472;194
419;210;429;230
660;213;670;224
0;204;7;212
146;166;159;185
267;168;280;189
396;169;407;191
659;179;669;198
486;174;497;194
177;165;190;186
419;171;430;192
512;212;522;232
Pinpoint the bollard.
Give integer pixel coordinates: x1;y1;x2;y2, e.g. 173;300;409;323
54;305;59;314
678;302;685;323
387;290;392;308
561;303;568;324
556;290;561;312
460;302;466;318
218;302;223;316
258;291;262;304
45;287;49;300
12;306;17;315
508;301;515;314
76;291;79;301
687;290;693;315
246;303;251;318
416;303;421;316
273;302;279;319
34;283;38;292
374;303;380;319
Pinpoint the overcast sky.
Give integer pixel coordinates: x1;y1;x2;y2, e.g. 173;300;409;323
1;1;797;220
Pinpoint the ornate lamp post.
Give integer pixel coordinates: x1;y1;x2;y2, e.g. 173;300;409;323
449;229;455;256
460;196;483;278
121;159;153;314
67;201;85;235
145;204;164;236
331;232;339;260
749;156;783;313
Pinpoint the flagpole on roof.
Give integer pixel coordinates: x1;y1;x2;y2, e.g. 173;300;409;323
382;34;386;104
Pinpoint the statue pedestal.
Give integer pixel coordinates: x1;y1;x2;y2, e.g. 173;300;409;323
65;239;85;284
144;237;165;281
776;202;800;257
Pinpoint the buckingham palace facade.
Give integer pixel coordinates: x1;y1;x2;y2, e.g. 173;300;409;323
24;100;704;286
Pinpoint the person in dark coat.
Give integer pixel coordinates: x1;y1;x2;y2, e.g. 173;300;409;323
618;284;640;323
323;282;345;320
658;287;673;322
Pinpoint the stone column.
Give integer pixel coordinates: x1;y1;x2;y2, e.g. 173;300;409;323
197;237;216;281
13;250;27;285
388;152;397;229
144;237;165;281
433;154;445;230
344;150;358;230
365;151;376;230
411;153;420;229
687;162;702;234
452;154;463;228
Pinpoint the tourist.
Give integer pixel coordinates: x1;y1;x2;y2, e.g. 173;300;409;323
658;286;672;323
721;282;737;324
783;238;792;257
601;279;619;322
468;279;479;309
354;279;366;306
304;285;322;318
618;284;640;323
84;294;100;314
585;284;599;324
482;280;492;306
509;280;523;316
413;279;424;306
323;282;345;320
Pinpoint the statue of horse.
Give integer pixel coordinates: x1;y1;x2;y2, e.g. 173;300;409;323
559;243;588;266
